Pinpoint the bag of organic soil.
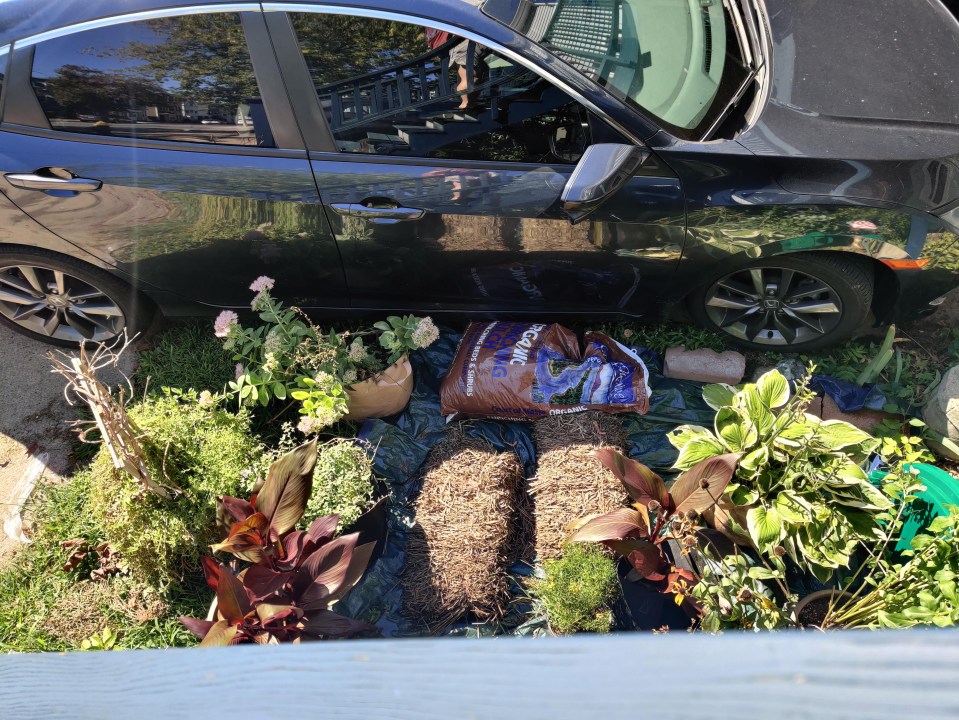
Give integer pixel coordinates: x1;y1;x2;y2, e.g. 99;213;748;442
440;321;650;420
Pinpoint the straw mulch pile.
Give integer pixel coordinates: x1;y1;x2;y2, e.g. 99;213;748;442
529;412;630;561
402;426;527;632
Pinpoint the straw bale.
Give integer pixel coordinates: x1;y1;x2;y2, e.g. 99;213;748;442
402;426;526;632
530;412;630;560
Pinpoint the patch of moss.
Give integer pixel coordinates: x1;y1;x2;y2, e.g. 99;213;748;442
535;544;619;634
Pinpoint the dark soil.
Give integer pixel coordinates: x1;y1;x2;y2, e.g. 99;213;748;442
797;596;832;628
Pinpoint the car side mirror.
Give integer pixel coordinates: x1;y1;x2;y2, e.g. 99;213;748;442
560;144;649;225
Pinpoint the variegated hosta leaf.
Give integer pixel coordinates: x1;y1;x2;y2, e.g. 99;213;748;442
674;435;726;470
702;383;737;411
714;407;758;452
817;420;880;453
755;370;791;409
738;385;774;435
746;505;784;548
667;424;715;451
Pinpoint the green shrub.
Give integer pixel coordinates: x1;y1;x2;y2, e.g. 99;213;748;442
535;544;619;634
0;474;205;652
86;393;265;586
300;439;375;531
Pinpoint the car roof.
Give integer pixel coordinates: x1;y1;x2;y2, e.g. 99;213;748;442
0;0;490;47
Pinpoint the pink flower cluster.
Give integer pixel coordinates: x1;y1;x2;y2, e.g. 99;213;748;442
249;276;275;293
214;310;239;338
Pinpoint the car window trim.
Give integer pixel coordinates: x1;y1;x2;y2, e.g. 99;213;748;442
263;2;645;152
6;5;306;152
0;123;311;159
0;45;9;122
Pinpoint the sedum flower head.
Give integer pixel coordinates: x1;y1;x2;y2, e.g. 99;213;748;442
197;390;215;408
249;276;275;293
411;316;439;349
214;310;239;338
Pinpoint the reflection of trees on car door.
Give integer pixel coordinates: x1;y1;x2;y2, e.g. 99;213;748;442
286;11;686;314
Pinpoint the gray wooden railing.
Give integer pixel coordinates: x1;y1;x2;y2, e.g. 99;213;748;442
3;630;959;719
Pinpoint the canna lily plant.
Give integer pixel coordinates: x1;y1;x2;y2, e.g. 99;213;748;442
179;439;376;645
567;448;739;615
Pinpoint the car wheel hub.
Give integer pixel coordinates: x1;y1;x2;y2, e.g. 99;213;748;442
0;264;124;343
704;266;843;346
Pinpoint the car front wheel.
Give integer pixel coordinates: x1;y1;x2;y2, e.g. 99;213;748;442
688;253;874;352
0;248;153;348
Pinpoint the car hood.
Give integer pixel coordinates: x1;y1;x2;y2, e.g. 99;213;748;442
733;0;959;213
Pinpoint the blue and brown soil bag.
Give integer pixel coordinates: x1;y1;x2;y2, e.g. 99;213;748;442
440;321;651;420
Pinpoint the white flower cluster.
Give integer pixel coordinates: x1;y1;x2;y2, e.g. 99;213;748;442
214;310;238;338
347;338;368;363
411;316;439;348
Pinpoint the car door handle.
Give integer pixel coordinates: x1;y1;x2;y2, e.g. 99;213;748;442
330;201;425;221
5;172;102;193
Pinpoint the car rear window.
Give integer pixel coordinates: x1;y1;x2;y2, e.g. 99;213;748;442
29;13;273;147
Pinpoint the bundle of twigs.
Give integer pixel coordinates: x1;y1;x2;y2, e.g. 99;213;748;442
529;412;630;560
402;426;525;632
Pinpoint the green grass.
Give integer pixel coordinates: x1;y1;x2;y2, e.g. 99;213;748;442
534;545;619;634
594;320;729;354
0;475;206;652
134;321;236;395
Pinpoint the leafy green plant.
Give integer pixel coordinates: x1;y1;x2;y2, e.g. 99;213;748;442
86;391;265;586
300;439;376;531
133;321;236;394
181;440;375;644
533;544;619;634
855;324;896;386
668;369;890;582
216;278;438;434
596;321;728;354
567;448;738;614
80;627;118;651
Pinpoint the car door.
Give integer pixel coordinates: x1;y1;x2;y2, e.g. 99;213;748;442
268;8;686;315
0;8;346;311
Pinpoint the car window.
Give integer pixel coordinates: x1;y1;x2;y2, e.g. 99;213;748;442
288;12;596;164
30;14;273;147
482;0;754;140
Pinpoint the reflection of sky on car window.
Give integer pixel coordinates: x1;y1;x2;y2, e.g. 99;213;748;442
32;23;162;79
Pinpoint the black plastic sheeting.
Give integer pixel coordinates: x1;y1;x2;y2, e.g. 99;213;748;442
811;374;890;413
337;331;723;636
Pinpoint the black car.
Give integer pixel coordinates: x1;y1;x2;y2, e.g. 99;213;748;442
0;0;957;350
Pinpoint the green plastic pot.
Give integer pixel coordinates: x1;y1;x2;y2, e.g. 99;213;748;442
868;463;959;552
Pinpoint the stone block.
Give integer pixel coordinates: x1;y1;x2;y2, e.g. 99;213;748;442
663;346;745;385
922;365;959;460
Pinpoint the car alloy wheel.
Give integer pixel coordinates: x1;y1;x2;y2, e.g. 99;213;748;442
0;263;126;343
703;265;845;346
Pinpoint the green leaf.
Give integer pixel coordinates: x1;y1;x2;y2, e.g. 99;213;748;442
747;566;782;580
755;370;790;408
774;492;811;524
817;420;879;451
667;424;715;451
702;383;737;411
372;321;390;332
729;484;759;506
746;505;783;548
739;446;769;473
739;386;774;434
715;407;758;452
200;620;239;647
273;382;287;400
674;435;726;470
255;439;317;535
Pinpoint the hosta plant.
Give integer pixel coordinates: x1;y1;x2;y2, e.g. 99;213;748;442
179;439;375;645
667;369;890;582
568;448;739;615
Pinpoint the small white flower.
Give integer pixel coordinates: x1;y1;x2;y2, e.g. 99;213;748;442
197;390;215;408
214;310;239;338
263;329;283;355
342;368;357;385
411;316;439;348
347;338;368;363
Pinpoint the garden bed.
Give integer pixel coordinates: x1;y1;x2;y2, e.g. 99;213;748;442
4;295;959;650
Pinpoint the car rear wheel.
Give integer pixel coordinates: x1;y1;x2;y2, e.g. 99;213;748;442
0;248;153;348
688;253;874;352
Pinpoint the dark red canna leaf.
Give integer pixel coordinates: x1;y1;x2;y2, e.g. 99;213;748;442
243;564;293;602
179;616;216;640
278;530;316;569
200;556;221;593
300;610;374;638
211;512;271;563
671;453;740;515
255;439;317;536
326;541;376;605
200;619;239;647
593;448;671;511
607;538;668;581
568;508;647;543
299;532;360;607
214;563;253;625
220;496;255;523
306;514;340;545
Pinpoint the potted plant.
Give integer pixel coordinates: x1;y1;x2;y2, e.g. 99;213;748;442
214;277;438;434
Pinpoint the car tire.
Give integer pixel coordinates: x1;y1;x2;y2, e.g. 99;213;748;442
0;247;154;348
687;252;874;352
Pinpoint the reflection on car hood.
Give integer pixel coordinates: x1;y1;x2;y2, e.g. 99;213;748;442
735;0;959;212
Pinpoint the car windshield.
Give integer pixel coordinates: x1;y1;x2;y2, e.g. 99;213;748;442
481;0;754;139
